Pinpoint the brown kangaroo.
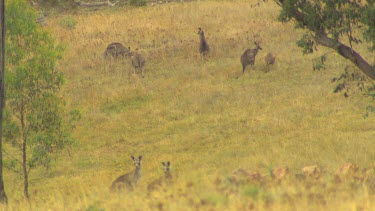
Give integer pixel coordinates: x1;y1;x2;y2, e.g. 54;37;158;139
129;51;146;78
110;155;142;192
147;161;173;192
104;42;131;58
198;27;210;60
240;41;262;74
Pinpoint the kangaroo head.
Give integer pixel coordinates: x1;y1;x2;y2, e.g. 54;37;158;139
131;155;142;168
197;27;204;35
162;161;170;173
254;41;262;50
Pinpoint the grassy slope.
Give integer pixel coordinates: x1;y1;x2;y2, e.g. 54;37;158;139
4;0;375;210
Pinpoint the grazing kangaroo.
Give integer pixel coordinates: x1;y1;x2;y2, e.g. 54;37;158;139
240;41;262;74
197;27;210;60
110;155;142;192
147;161;173;192
129;52;146;78
265;52;276;72
104;42;131;58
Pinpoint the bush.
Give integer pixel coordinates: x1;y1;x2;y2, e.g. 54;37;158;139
129;0;147;7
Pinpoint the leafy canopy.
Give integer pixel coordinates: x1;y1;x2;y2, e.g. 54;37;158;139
277;0;375;52
3;0;75;171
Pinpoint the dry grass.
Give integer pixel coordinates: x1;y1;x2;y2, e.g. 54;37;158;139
3;0;375;210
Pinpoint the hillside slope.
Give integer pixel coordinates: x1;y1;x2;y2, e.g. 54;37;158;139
4;0;375;210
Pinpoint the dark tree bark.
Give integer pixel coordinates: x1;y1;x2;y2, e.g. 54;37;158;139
0;0;8;204
315;31;375;80
21;111;29;199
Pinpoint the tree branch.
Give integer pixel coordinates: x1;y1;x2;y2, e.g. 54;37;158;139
315;32;375;80
274;0;375;80
314;31;375;80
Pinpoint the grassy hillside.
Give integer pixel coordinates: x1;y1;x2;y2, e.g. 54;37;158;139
3;0;375;210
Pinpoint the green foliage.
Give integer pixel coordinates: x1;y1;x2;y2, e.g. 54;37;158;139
2;109;20;147
129;0;147;7
361;0;375;51
276;0;375;51
365;84;375;118
4;0;75;178
59;16;77;30
312;55;327;71
331;66;368;97
296;34;314;54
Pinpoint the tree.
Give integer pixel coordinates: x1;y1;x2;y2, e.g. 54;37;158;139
273;0;375;80
0;0;8;204
3;0;76;198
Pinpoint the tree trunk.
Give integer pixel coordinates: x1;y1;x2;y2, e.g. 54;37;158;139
21;109;30;198
22;138;29;199
21;111;29;199
315;31;375;80
0;0;8;204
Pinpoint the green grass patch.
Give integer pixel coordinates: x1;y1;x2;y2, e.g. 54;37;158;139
101;95;151;114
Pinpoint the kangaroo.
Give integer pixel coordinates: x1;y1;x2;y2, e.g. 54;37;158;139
198;27;210;60
129;51;146;78
240;41;262;74
110;155;142;192
104;42;131;58
265;52;276;72
147;161;173;192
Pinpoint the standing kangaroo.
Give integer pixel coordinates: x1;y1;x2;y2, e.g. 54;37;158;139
110;155;142;192
240;41;262;74
129;52;146;78
198;27;210;60
147;161;173;192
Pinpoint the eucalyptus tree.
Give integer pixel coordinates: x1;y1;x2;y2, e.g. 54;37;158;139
273;0;374;79
3;0;76;198
273;0;375;113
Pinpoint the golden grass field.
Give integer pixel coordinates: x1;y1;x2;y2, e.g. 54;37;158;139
3;0;375;210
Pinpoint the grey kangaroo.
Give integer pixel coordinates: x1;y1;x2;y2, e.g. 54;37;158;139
104;42;131;58
240;41;262;74
147;161;173;192
110;155;142;191
198;27;210;60
129;52;146;78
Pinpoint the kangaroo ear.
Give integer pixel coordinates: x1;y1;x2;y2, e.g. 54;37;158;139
162;162;165;166
138;155;142;160
167;161;170;166
131;155;135;160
